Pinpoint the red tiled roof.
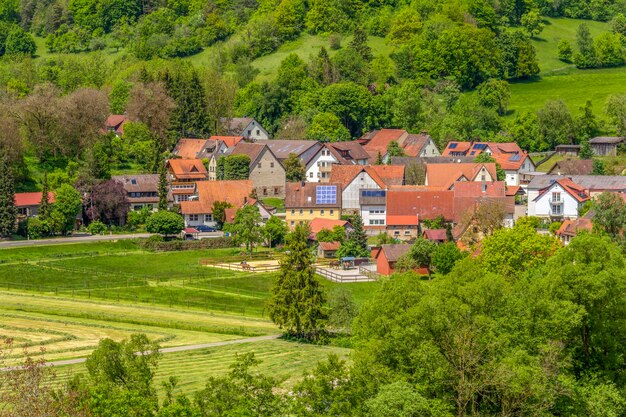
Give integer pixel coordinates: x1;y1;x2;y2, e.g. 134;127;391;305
386;189;455;223
556;218;593;237
377;244;411;262
173;139;209;159
183;227;199;234
14;192;55;207
167;159;208;180
424;229;447;241
401;134;431;157
224;207;238;223
228;142;266;165
180;180;253;214
208;136;244;148
506;186;521;197
426;163;497;189
326;142;371;163
492;152;529;171
453;181;506;197
309;218;349;235
104;114;127;135
319;241;341;251
368;165;405;186
363;129;408;159
442;141;523;157
285;182;342;209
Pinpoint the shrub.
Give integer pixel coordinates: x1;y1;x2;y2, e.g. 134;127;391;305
27;217;51;239
138;236;234;252
549;221;562;235
329;33;341;50
88;220;107;235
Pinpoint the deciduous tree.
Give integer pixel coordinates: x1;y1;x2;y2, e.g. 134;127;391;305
228;205;262;254
145;210;184;237
284;153;306;182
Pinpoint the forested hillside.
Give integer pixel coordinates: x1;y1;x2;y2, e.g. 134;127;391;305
2;0;626;190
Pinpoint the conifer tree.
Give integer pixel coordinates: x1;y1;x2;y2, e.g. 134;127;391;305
0;155;17;237
337;214;369;258
268;223;327;340
445;222;454;242
158;160;168;211
349;27;372;61
39;172;51;220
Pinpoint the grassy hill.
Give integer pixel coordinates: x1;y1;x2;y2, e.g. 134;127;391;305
508;17;626;120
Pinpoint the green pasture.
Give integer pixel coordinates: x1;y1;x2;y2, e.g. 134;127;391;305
54;338;351;395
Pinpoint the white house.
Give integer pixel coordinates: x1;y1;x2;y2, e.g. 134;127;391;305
306;147;339;182
222;118;270;140
494;153;536;187
329;165;404;213
529;178;590;219
359;189;387;233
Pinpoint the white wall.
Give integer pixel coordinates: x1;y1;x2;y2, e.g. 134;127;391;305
306;150;338;182
420;139;441;157
246;121;270;140
184;214;215;227
532;184;580;218
343;173;382;210
361;204;386;226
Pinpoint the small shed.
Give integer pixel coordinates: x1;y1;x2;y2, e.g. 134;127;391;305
555;144;580;156
317;241;340;259
590;137;625;157
423;229;448;243
182;227;199;240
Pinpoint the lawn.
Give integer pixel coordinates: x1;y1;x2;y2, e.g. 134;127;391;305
54;338;351;396
507;17;626;121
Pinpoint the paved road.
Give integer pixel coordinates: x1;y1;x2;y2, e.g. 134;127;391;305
37;334;281;368
0;231;224;249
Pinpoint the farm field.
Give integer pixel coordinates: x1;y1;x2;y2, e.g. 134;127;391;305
0;240;378;390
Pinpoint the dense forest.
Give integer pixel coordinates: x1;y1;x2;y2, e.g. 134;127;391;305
2;0;626;189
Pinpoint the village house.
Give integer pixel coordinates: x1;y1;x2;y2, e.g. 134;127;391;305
361;129;440;163
526;175;626;207
306;141;370;182
555;217;593;245
528;178;590;219
172;139;211;159
227;142;286;198
547;159;594;176
589;136;625;156
371;244;411;275
425;163;497;189
179;180;254;228
166;159;208;203
221;117;270;140
223;200;273;225
308;218;352;241
104;114;128;137
385;188;455;240
284;182;342;229
441;141;523;158
112;174;163;211
317;241;341;259
359;189;387;233
329;165;404;213
492;152;535;187
206;136;244;180
14;192;55;218
555;144;581;157
255;140;323;168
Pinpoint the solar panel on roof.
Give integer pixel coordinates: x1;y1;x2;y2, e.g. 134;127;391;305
362;190;386;197
448;143;458;149
316;186;337;205
509;154;522;162
474;143;487;150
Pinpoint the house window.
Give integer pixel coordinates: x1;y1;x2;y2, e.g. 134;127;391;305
317;172;321;178
481;175;486;181
189;214;199;221
394;231;400;236
405;230;411;235
299;209;303;215
309;209;313;214
320;210;325;215
552;192;561;202
205;214;212;222
256;129;260;135
290;221;295;226
270;162;274;168
274;187;279;195
330;210;334;215
263;188;268;196
551;204;562;215
309;172;313;178
291;210;295;215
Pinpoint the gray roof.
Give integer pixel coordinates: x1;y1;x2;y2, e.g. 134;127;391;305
527;175;626;191
589;137;625;144
112;174;159;193
255;140;323;164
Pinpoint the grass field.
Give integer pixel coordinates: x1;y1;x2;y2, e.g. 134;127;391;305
508;17;626;122
0;240;378;383
53;338;351;395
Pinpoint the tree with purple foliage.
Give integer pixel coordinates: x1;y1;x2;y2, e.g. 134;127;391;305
85;180;129;227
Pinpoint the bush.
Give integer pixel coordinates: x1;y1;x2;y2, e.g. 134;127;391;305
138;236;234;252
145;211;184;237
88;220;107;235
27;217;52;239
329;33;341;50
549;221;562;235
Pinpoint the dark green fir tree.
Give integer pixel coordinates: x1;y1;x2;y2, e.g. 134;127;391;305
39;172;51;220
0;155;17;237
158;160;168;211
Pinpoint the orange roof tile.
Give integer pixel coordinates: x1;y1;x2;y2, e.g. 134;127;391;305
167;159;207;180
180;180;253;215
363;129;408;159
368;165;405;186
556;218;593;237
173;139;209;159
386;189;455;223
208;136;244;148
309;218;350;235
319;241;341;251
426;163;497;188
14;192;55;207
